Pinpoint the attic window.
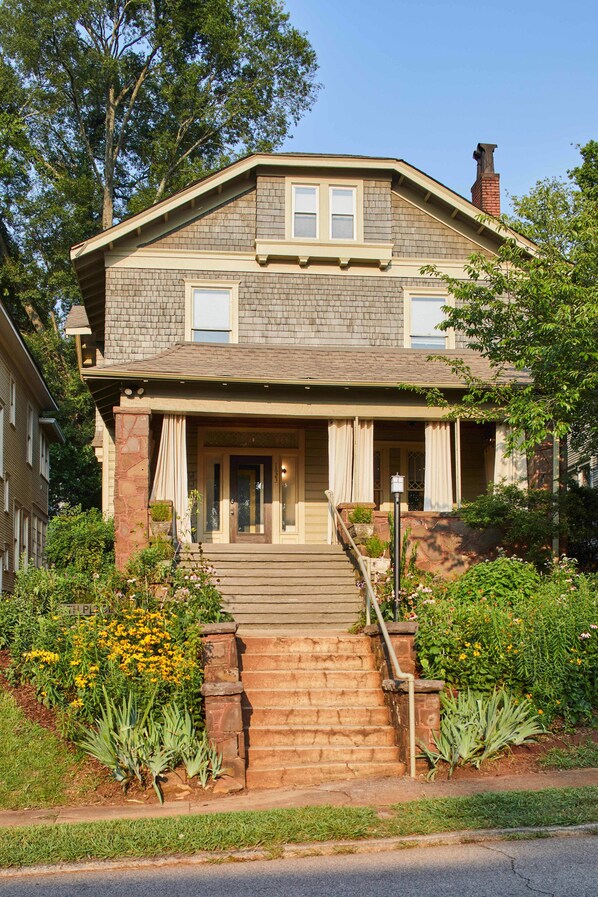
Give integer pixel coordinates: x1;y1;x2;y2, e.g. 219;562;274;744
330;187;355;240
292;186;318;238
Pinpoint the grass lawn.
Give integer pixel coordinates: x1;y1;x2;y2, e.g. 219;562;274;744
539;740;598;770
0;786;596;869
0;690;95;810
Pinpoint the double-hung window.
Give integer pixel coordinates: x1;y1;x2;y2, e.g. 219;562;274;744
292;185;318;238
408;295;450;350
191;287;233;343
330;187;356;240
26;405;34;466
40;430;50;480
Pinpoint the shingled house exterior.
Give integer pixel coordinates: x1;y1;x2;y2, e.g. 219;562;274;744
69;146;535;574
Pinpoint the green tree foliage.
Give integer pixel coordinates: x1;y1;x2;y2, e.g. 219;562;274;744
422;141;598;459
0;0;319;507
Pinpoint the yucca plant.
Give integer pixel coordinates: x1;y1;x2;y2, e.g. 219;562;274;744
420;688;544;779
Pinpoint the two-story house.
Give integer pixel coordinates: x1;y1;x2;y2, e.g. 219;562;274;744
69;145;534;591
0;299;64;590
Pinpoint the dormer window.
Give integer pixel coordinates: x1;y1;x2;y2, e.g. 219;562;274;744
330;187;356;240
292;186;318;239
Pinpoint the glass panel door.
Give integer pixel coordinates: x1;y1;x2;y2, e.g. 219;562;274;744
230;456;272;542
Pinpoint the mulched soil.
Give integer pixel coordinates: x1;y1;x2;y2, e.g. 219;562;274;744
1;649;596;803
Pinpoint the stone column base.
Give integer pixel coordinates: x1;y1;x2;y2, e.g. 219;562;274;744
382;678;444;772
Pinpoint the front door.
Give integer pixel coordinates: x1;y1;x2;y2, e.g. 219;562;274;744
230;455;272;543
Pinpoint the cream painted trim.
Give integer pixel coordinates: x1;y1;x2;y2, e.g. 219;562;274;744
285;176;363;244
184;280;239;343
255;239;391;268
106;247;449;277
403;288;456;351
120;392;455;420
71;153;536;261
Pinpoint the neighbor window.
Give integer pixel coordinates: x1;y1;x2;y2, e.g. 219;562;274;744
9;376;16;426
292;185;318;238
26;405;34;466
409;296;449;349
40;430;50;480
0;404;4;477
192;288;232;343
330;187;356;240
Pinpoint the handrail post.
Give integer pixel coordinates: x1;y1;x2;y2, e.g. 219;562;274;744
325;490;416;778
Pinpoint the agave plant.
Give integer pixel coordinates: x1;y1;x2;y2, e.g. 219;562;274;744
419;688;544;779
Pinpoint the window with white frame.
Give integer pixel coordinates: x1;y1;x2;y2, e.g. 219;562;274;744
32;514;46;567
330;187;356;240
0;404;4;477
2;543;8;576
21;510;29;568
4;474;9;515
26;405;34;465
9;376;16;427
407;295;451;350
292;185;318;238
13;503;21;571
191;287;234;343
40;430;50;480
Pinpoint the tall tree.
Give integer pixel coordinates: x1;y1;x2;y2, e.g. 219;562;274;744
422;142;598;457
0;0;319;508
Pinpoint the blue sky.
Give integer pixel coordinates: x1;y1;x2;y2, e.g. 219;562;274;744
281;0;597;211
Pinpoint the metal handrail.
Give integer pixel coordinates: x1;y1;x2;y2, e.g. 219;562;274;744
325;490;416;779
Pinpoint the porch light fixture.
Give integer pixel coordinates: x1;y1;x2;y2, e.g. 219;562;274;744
390;473;405;623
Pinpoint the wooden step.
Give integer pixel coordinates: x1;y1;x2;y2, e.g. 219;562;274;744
239;635;370;653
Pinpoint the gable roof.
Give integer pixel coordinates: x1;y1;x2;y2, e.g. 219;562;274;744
70;152;537;342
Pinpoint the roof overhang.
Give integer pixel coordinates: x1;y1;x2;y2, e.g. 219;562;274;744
39;417;66;444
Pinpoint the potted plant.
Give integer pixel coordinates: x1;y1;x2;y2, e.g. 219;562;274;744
348;505;374;543
149;500;173;538
365;535;391;574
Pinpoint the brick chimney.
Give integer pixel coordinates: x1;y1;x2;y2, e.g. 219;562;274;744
471;143;500;217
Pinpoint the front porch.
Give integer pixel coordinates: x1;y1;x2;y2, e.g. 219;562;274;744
111;409;523;575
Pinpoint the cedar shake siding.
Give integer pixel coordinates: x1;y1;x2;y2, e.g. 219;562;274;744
391;193;490;258
103;268;471;365
146;189;256;253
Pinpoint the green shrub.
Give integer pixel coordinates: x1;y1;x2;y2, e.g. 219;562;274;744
46;506;114;574
127;540;175;582
149;502;172;522
459;484;556;567
364;535;387;558
420;688;544;779
415;559;598;723
447;556;541;606
349;505;373;524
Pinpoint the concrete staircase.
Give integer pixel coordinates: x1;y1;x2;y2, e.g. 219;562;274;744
239;633;405;788
182;544;362;630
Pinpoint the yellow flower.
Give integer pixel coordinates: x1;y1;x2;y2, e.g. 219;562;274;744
458;653;467;660
537;709;544;715
70;698;84;708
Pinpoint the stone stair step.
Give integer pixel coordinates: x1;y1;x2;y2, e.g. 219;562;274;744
241;687;384;707
226;612;361;625
247;744;400;769
241;669;382;690
239;635;370;654
246;725;397;747
246;760;405;789
240;652;377;671
243;706;391;727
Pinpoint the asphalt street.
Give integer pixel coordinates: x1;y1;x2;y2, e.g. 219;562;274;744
1;835;597;897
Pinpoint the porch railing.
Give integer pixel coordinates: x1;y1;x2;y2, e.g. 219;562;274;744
325;490;416;779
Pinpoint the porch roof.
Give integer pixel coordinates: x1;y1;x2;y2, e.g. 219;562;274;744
88;342;525;389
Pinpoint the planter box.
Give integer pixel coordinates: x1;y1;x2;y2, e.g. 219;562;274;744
349;522;374;543
149;519;172;537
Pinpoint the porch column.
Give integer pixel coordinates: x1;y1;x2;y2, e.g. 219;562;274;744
423;422;453;512
114;407;151;569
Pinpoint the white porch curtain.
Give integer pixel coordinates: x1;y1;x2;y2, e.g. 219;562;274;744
353;419;374;503
327;419;374;541
494;423;528;488
150;414;191;542
424;422;453;512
